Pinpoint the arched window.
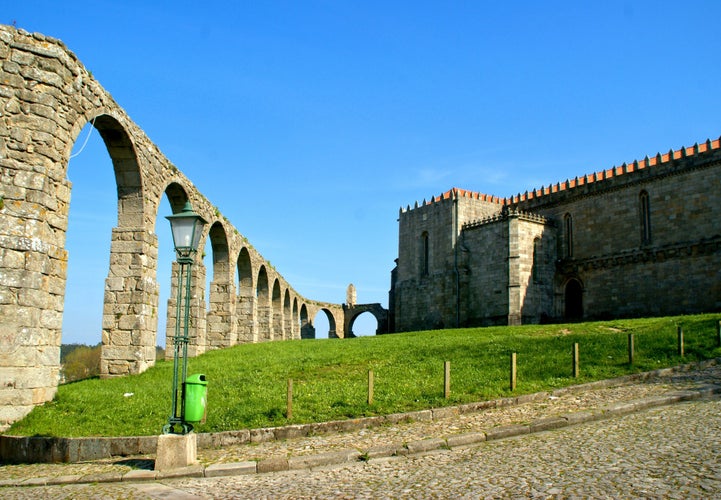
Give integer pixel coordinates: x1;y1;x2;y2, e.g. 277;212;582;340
640;190;651;245
420;232;429;277
532;237;541;282
563;213;573;258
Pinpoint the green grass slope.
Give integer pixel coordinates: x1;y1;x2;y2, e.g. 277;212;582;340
7;314;721;437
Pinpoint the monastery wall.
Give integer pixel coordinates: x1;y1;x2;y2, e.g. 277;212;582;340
392;138;721;330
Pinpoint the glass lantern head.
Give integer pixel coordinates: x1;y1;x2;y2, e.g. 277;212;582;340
166;201;207;260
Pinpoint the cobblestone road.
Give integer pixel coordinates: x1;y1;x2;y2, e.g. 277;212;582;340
3;397;720;499
171;397;721;499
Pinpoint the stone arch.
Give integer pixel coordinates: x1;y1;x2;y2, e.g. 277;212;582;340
564;278;583;321
205;221;235;350
64;111;146;228
256;266;271;341
283;289;292;340
292;298;299;339
344;304;389;337
300;304;313;339
92;113;161;377
313;308;338;339
160;182;212;359
236;247;255;343
272;279;282;340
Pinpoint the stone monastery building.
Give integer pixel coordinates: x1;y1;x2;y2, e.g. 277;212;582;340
390;138;721;332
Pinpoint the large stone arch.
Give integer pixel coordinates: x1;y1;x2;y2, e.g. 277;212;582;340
283;289;292;340
160;182;212;359
315;308;338;338
271;279;282;340
205;221;235;349
300;304;313;338
66;112;159;378
236;246;255;343
292;297;300;339
256;266;271;341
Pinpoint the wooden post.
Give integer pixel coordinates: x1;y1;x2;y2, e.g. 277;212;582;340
510;352;517;391
444;361;450;399
677;325;684;357
572;342;579;378
286;378;293;419
628;333;634;365
716;320;721;348
368;370;374;405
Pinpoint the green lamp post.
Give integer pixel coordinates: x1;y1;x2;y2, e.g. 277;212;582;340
163;201;207;434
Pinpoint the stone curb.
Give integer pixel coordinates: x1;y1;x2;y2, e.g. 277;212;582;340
2;383;719;488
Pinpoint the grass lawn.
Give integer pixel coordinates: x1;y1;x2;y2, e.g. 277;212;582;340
7;313;721;437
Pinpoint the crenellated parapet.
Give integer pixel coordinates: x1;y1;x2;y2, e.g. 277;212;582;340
510;137;721;207
400;137;721;214
399;187;506;214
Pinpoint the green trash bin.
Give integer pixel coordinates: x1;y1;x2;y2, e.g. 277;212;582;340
183;373;207;423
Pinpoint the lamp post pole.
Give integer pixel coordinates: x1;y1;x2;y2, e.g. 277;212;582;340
163;201;207;435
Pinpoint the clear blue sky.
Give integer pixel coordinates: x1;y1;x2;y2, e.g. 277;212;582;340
9;1;721;345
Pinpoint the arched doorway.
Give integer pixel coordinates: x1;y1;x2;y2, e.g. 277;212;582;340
564;278;583;321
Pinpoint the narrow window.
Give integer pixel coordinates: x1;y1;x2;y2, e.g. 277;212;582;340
532;237;541;282
563;213;573;258
640;190;651;245
421;232;429;276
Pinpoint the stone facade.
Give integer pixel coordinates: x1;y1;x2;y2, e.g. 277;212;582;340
391;140;721;331
0;25;390;430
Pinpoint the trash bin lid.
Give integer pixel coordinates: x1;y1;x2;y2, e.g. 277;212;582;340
186;373;207;385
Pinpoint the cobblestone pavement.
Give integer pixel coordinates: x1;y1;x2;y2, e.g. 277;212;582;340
1;362;720;498
173;398;721;499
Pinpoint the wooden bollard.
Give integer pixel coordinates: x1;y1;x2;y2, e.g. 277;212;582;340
677;325;684;357
510;352;517;391
444;361;450;399
716;320;721;347
368;370;374;405
572;342;579;378
628;333;635;365
286;379;293;419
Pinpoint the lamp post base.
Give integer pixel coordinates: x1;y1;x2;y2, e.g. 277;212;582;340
155;432;197;471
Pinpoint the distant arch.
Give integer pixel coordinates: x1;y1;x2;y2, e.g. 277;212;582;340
300;304;313;339
283;290;292;340
292;298;299;339
256;266;271;340
344;303;389;336
312;309;338;339
271;279;282;340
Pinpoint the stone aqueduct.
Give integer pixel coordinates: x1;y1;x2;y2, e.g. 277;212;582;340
0;25;388;428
